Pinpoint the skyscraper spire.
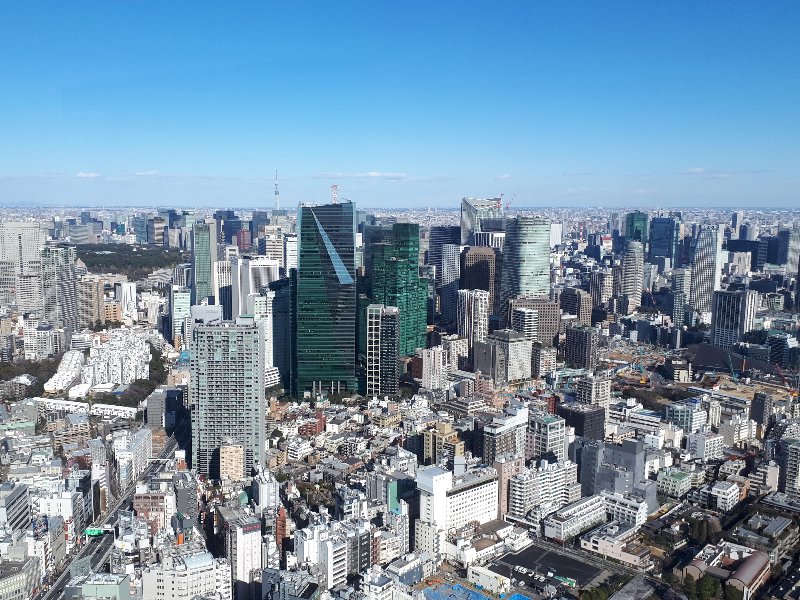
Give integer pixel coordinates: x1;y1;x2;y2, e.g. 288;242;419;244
274;169;280;210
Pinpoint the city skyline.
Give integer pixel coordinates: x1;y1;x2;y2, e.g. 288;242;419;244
1;2;798;208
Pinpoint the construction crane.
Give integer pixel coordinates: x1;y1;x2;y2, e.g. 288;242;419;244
331;184;339;204
775;363;800;398
727;351;740;384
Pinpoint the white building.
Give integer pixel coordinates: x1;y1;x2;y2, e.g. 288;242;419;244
720;415;757;447
508;460;580;522
601;491;649;526
686;429;725;462
81;329;151;388
141;551;232;600
543;495;607;542
43;350;85;394
421;346;447;390
221;514;262;600
115;282;138;323
665;401;708;433
415;465;498;554
113;428;153;489
526;411;566;463
457;289;489;354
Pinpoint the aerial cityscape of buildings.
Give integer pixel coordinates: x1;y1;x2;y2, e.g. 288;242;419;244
0;197;797;600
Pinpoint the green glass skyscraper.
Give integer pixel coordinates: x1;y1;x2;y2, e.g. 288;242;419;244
625;211;650;247
191;221;215;305
369;223;427;357
292;201;357;397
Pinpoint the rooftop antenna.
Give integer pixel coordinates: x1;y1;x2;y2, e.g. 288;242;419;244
331;184;339;204
274;170;280;210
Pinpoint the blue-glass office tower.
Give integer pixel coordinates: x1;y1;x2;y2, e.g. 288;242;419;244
649;216;681;264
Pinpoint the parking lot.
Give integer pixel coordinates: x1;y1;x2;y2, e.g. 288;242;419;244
493;544;605;588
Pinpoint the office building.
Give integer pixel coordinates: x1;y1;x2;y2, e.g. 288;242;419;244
0;222;45;307
474;329;532;384
649;215;681;264
565;325;599;370
620;240;644;314
560;287;592;326
231;255;280;318
439;243;462;326
557;403;605;440
365;305;400;398
777;228;800;277
141;551;232;600
499;216;551;323
460;246;499;315
191;221;216;305
508;297;560;346
526;412;566;463
710;289;758;350
428;225;460;287
689;224;724;315
147;217;166;246
625;211;649;246
369;223;427;356
191;319;266;476
169;286;191;348
292;202;357;396
460;197;503;245
457;289;489;361
510;306;538;342
0;482;31;532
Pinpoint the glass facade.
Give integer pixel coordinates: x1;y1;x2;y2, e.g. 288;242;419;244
499;216;551;324
625;210;650;245
191;221;214;304
649;216;681;263
292;202;357;396
369;223;428;357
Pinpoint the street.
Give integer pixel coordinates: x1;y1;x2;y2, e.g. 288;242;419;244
39;426;185;600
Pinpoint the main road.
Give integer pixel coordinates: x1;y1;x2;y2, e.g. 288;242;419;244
40;423;188;600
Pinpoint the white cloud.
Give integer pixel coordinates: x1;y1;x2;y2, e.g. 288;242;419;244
135;170;160;177
680;167;771;180
314;171;407;181
494;173;511;180
681;167;708;175
75;171;102;179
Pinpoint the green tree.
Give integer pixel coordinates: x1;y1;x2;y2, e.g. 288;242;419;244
723;585;743;600
697;575;719;600
684;574;697;600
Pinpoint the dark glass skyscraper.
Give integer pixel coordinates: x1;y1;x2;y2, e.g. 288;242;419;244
648;216;681;264
369;223;427;356
625;210;650;247
292;201;357;396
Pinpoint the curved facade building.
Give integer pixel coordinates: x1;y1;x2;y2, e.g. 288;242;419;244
499;216;551;324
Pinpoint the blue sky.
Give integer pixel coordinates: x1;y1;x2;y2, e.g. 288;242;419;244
0;2;798;208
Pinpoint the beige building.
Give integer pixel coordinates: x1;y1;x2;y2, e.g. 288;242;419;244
421;421;464;465
219;441;245;481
